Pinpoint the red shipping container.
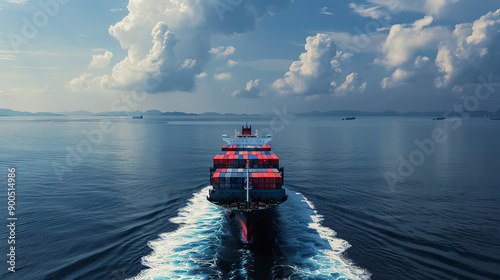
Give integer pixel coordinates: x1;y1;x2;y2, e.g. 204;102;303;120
277;174;282;184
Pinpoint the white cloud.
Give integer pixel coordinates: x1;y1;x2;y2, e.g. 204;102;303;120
66;73;104;92
273;33;355;95
376;16;447;67
366;0;458;16
233;79;264;98
209;46;235;58
181;59;196;69
349;3;388;20
0;54;16;60
381;68;410;89
321;7;333;16
227;59;239;67
89;51;113;69
335;73;367;95
4;0;27;4
214;72;232;80
414;56;430;68
435;9;500;87
69;0;291;93
327;31;387;53
195;72;207;78
424;0;458;16
374;9;500;91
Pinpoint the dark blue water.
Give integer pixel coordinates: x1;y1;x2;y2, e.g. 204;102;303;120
0;116;499;279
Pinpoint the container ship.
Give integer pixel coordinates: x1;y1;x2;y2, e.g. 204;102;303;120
207;124;287;243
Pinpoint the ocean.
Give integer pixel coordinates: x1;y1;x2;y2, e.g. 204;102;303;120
0;116;499;279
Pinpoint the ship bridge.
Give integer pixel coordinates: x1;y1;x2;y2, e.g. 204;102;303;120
222;123;272;145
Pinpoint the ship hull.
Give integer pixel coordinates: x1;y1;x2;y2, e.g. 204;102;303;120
225;208;274;243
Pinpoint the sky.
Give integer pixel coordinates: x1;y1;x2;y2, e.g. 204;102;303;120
0;0;499;114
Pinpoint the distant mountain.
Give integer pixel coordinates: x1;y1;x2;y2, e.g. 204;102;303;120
161;111;198;116
298;110;400;117
32;112;65;116
1;108;500;118
55;110;95;116
199;112;223;116
298;109;500;118
144;110;164;116
0;108;63;116
95;111;143;116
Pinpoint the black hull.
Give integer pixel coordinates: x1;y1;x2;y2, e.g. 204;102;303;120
224;208;274;243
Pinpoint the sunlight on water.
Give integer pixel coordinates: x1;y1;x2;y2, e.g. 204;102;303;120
132;187;370;280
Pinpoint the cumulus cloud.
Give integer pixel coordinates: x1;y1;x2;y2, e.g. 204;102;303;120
89;51;113;69
209;46;235;58
424;0;458;16
67;73;103;92
335;73;367;95
375;9;500;91
69;0;291;93
381;68;410;89
327;31;387;53
376;16;447;68
414;56;430;68
273;33;360;96
232;79;264;98
214;72;232;80
435;9;500;87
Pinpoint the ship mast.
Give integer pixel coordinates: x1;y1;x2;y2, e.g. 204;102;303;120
245;161;251;208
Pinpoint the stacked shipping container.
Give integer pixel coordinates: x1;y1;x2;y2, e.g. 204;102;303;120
211;145;284;190
213;151;279;168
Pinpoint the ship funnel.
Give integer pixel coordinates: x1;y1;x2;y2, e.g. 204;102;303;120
242;123;252;135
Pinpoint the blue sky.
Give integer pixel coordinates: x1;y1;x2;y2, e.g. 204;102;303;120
0;0;499;114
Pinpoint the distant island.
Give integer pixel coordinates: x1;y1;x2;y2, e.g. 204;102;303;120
1;108;499;118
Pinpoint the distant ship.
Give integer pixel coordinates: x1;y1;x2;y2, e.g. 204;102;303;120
132;115;143;119
433;117;446;120
343;117;356;120
207;123;287;243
